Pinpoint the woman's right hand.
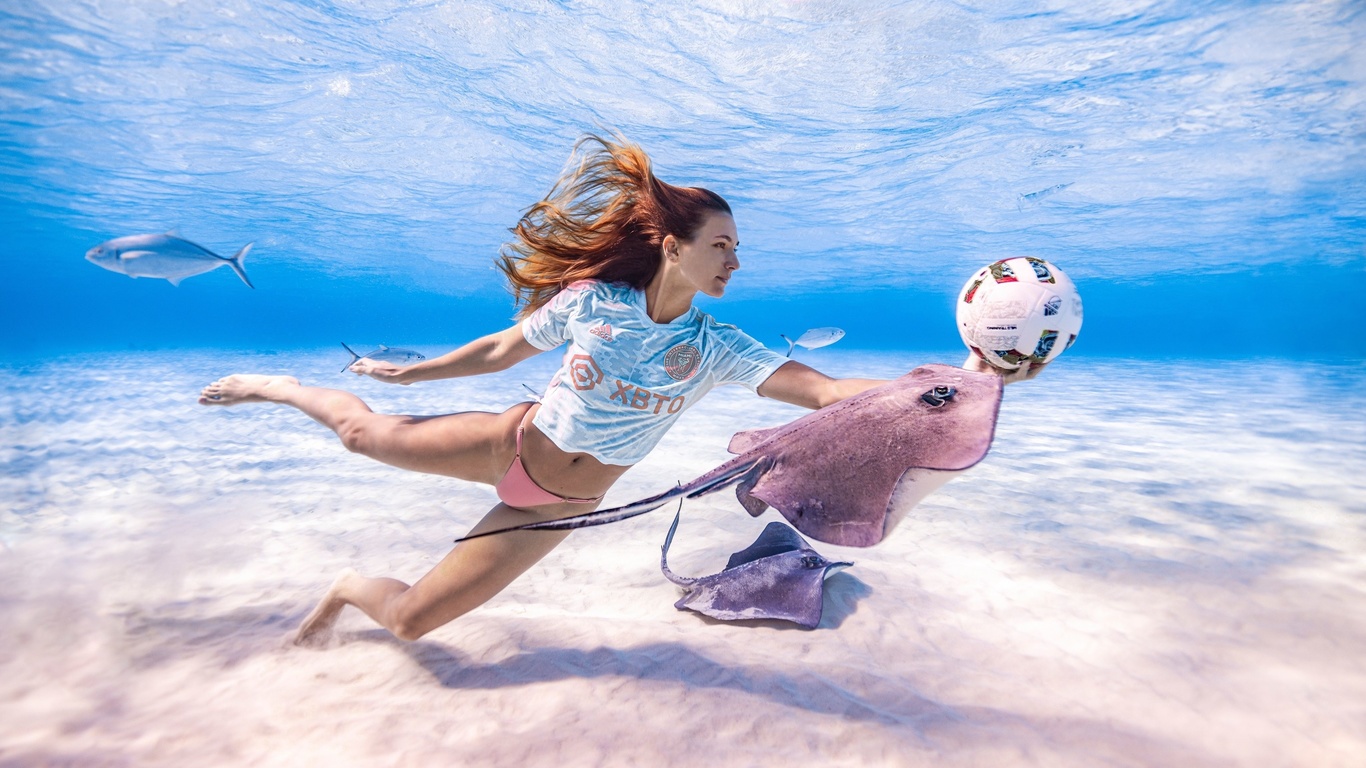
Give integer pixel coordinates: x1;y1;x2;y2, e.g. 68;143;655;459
961;351;1046;385
349;358;412;385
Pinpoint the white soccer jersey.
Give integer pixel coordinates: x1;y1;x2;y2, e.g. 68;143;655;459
521;280;789;465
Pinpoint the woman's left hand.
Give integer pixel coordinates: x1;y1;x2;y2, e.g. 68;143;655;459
349;358;412;385
961;351;1046;385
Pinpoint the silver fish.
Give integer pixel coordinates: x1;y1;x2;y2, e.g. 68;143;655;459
85;233;253;288
340;343;426;372
780;327;845;357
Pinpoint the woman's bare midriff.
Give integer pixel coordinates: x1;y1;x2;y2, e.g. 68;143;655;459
515;403;631;500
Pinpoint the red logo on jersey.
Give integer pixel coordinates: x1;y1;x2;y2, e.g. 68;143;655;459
664;343;701;381
611;380;685;414
589;324;614;342
567;354;603;391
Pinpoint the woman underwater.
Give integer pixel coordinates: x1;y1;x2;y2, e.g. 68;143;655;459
198;134;1040;645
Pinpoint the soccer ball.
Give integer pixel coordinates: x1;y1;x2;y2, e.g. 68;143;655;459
956;257;1083;370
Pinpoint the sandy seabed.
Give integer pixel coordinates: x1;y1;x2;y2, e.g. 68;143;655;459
1;349;1363;767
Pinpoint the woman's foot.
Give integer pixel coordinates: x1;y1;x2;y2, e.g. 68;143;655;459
198;374;300;406
294;568;358;646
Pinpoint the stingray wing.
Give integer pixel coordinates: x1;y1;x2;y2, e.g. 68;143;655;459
727;426;785;455
724;522;808;568
672;547;852;629
736;364;1003;547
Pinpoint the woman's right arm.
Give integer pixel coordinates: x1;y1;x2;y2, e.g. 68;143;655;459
349;323;544;385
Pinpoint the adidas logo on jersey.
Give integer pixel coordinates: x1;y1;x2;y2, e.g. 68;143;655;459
589;324;614;342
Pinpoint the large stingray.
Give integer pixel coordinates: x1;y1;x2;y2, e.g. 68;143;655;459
455;363;1003;548
661;511;852;628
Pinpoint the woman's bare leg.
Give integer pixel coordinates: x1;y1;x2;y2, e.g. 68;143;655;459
198;374;524;484
295;500;590;644
200;377;609;643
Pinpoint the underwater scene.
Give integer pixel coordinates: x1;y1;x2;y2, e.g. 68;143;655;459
3;1;1364;766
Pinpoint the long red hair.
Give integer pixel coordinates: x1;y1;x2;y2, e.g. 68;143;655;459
498;134;731;317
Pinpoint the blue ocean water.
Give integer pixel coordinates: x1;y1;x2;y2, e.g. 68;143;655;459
2;0;1363;356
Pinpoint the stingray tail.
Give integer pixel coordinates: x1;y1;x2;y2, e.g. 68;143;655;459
659;506;695;586
452;490;678;544
780;334;795;357
452;458;764;543
340;342;361;372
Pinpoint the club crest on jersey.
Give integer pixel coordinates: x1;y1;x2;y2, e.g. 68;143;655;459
589;324;614;342
664;343;701;381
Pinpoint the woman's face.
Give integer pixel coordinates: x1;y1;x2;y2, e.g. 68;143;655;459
672;211;740;298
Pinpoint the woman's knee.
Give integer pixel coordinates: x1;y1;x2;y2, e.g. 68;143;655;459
390;618;428;643
339;421;372;454
388;598;445;642
338;415;392;456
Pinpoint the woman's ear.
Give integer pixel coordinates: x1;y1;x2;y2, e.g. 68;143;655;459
661;234;679;262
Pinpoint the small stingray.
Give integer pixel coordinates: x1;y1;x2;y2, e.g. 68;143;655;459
455;363;1003;548
661;511;851;629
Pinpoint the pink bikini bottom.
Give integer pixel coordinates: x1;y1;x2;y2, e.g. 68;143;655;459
496;413;602;509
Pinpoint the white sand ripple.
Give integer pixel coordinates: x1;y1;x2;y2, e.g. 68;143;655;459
1;350;1363;766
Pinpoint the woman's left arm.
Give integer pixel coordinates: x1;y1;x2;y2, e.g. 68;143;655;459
756;361;887;410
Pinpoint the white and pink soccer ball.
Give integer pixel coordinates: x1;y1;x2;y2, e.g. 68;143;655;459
956;257;1084;370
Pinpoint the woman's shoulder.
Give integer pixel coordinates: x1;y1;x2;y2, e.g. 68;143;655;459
696;309;741;334
561;278;634;299
697;312;768;349
696;312;786;367
540;279;619;312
